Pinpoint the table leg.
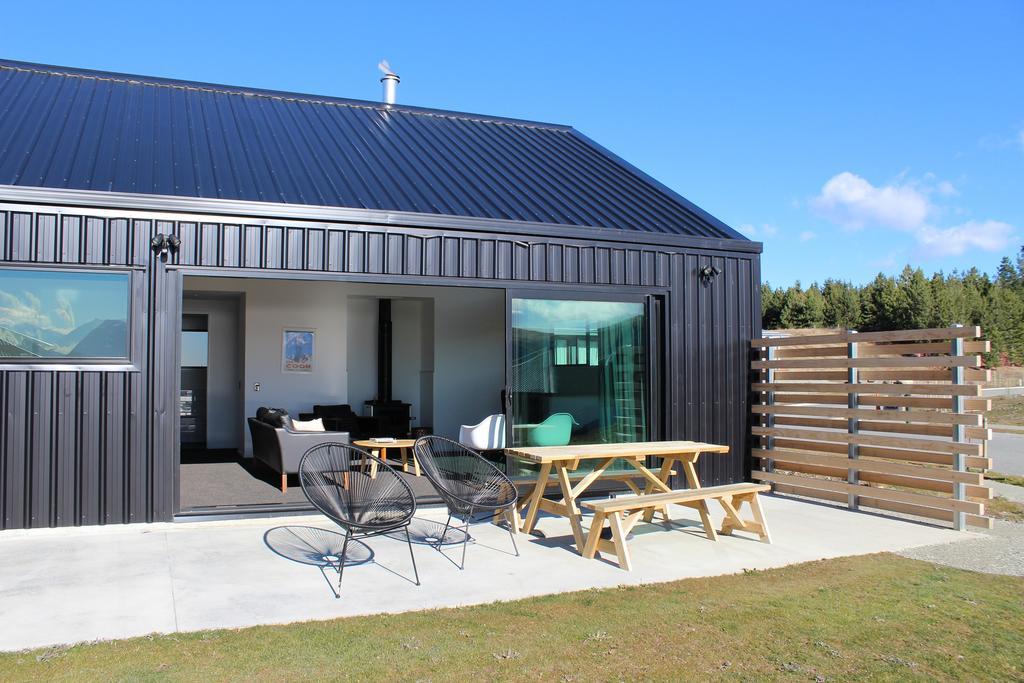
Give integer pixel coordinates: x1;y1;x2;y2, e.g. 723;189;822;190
607;512;633;571
370;448;382;479
555;463;587;550
520;462;552;534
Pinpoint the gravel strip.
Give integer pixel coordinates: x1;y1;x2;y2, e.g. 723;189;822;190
898;481;1024;576
898;519;1024;576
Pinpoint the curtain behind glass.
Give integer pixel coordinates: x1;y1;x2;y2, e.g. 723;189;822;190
598;314;647;443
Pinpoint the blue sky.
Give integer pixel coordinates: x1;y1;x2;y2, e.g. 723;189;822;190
4;1;1021;286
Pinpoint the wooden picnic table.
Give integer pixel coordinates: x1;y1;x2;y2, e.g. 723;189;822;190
504;441;730;553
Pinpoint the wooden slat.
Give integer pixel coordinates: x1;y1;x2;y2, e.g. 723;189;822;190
858;421;952;438
769;461;957;495
753;382;981;397
765;339;988;357
768;481;992;529
774;370;848;381
752;404;982;426
770;438;989;469
860;369;960;382
752;326;981;347
857;340;991;356
753;470;983;515
770;415;954;438
965;368;992;382
752;355;981;370
964;398;991;412
773;345;847;359
754;448;983;484
965;427;992;440
773;394;848;405
857;395;950;409
752;426;981;455
581;483;769;513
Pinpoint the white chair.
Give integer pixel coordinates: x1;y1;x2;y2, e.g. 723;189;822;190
458;414;506;450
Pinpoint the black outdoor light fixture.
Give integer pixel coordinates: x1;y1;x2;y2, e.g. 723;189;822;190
150;233;181;257
699;264;722;284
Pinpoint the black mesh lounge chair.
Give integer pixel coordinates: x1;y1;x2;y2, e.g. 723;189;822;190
412;435;519;569
299;443;419;593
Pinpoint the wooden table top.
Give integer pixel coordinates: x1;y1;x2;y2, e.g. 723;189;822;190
505;440;729;464
353;439;416;449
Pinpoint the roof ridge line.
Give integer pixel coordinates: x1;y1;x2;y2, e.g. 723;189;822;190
0;62;569;131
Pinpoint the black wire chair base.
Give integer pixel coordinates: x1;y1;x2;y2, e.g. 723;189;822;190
386;517;470;546
264;525;374;567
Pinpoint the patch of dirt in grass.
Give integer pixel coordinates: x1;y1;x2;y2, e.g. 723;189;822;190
988;496;1024;522
987;395;1024;427
1;554;1023;681
987;471;1024;488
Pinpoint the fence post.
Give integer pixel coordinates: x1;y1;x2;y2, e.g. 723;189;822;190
951;325;966;530
847;331;859;511
764;346;775;474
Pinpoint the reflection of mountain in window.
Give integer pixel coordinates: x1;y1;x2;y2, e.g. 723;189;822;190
0;269;130;359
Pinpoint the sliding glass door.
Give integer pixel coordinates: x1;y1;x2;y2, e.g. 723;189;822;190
507;295;650;471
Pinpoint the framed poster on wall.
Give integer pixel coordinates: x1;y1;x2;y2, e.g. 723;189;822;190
282;328;315;373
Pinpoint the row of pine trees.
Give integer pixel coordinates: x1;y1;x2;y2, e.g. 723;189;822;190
761;246;1024;365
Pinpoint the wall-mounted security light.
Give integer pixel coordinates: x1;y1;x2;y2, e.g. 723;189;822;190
699;264;722;285
150;233;181;258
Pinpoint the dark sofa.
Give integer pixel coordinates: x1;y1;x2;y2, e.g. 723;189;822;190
247;407;350;492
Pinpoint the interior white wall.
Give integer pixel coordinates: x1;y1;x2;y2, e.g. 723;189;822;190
186;277;348;456
184;277;504;455
181;296;242;451
345;296;378;412
431;289;504;438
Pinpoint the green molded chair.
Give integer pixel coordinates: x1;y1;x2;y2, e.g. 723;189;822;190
525;413;579;447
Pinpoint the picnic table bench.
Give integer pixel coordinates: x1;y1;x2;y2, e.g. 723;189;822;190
581;482;772;570
504;441;732;553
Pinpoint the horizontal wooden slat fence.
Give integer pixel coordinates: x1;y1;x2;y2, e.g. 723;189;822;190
750;326;992;530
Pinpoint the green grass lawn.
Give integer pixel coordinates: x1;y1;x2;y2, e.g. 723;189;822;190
2;554;1022;681
987;395;1024;427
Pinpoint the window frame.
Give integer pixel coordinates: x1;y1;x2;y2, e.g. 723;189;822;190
0;264;137;369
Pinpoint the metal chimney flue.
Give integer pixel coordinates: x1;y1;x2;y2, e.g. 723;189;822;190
378;60;399;105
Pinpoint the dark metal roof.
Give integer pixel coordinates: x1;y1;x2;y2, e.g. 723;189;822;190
0;59;747;242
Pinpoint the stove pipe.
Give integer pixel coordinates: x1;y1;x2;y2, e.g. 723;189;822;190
377;298;392;401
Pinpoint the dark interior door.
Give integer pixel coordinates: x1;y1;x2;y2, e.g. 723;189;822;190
180;314;209;448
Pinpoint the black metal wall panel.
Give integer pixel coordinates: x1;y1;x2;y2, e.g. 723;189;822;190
0;207;152;530
0;202;759;529
668;252;756;488
160;219;674;289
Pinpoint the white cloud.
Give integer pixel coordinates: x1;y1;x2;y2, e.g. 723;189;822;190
915;220;1016;257
799;230;816;242
811;172;929;230
1019;126;1024;151
810;171;1015;257
738;223;779;239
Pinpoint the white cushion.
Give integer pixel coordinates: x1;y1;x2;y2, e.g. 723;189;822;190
290;418;326;432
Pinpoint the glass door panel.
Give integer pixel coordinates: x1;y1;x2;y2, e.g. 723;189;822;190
509;297;648;474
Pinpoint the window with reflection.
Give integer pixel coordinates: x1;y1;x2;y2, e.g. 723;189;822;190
510;298;648;452
0;269;130;360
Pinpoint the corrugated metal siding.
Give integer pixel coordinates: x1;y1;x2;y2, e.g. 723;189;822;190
0;203;758;529
669;252;755;487
0;60;746;241
168;218;673;287
0;208;154;529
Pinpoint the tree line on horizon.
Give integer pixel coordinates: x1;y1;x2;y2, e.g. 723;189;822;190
761;246;1024;366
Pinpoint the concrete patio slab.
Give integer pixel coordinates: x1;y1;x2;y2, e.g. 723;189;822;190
0;494;973;652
